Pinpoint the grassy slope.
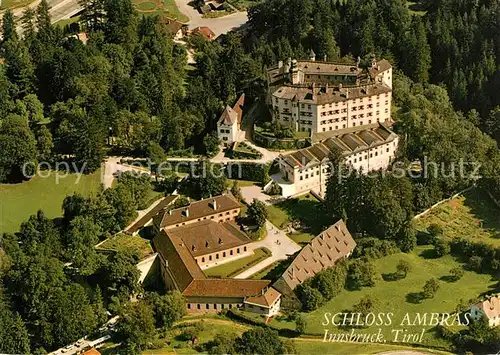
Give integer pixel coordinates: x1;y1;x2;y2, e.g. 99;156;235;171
415;188;500;246
295;245;496;348
0;170;102;234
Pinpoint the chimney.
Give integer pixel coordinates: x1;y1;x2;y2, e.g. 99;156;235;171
183;208;189;217
205;241;209;248
338;83;342;89
356;56;361;68
218;237;223;245
168;209;173;215
192;245;196;252
210;199;217;210
278;60;283;69
323;54;327;62
325;83;329;93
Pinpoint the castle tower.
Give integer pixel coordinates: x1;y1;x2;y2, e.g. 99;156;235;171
309;49;316;61
290;59;300;85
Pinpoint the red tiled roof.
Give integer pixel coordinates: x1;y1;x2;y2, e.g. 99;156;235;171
83;349;101;355
476;295;500;320
245;287;281;307
275;220;356;292
125;195;178;234
167;220;250;257
183;279;271;297
193;26;215;40
232;94;245;124
153;194;241;229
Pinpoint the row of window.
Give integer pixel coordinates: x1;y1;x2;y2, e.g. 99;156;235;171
296;145;393;180
219;129;231;134
276;93;390;108
200;246;248;263
188;303;239;310
174;210;239;228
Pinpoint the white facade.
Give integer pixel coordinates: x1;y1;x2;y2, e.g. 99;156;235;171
217;119;238;145
244;297;281;317
272;90;392;134
470;297;500;327
268;58;393;135
277;125;399;197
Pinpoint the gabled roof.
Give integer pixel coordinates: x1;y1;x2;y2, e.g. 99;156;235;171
183;279;271;297
232;94;245;123
166;220;250;257
475;295;500;320
154;231;206;291
245;287;281;308
218;105;239;125
274;220;356;292
153;194;241;229
125;195;178;234
280;123;398;170
193;26;216;40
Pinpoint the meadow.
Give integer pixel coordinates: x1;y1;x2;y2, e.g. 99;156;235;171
415;188;500;247
0;170;101;234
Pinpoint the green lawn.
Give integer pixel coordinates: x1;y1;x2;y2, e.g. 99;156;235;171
415;188;500;246
294;340;450;354
251;260;281;279
0;170;102;234
132;0;189;22
288;231;315;245
203;247;271;278
226;179;258;188
54;16;81;27
97;233;153;259
267;193;328;234
290;245;497;349
227;0;262;11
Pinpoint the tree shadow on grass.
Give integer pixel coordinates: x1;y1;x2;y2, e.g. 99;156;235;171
406;292;425;304
382;272;405;282
439;275;457;283
276;198;329;235
419;248;439;259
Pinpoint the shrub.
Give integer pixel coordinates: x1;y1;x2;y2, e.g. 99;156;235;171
434;239;451;257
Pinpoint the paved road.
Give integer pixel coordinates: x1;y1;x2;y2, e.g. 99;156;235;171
172;0;248;35
101;157;153;189
234;221;300;279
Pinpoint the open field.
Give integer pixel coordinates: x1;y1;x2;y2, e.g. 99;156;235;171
269;245;497;349
415;188;500;246
97;233;153;259
132;0;188;22
203;247;271;278
0;170;101;234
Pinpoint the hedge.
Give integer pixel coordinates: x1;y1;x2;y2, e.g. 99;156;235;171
254;130;311;150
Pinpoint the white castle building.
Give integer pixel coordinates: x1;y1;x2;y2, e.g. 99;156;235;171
267;54;393;135
267;54;399;197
